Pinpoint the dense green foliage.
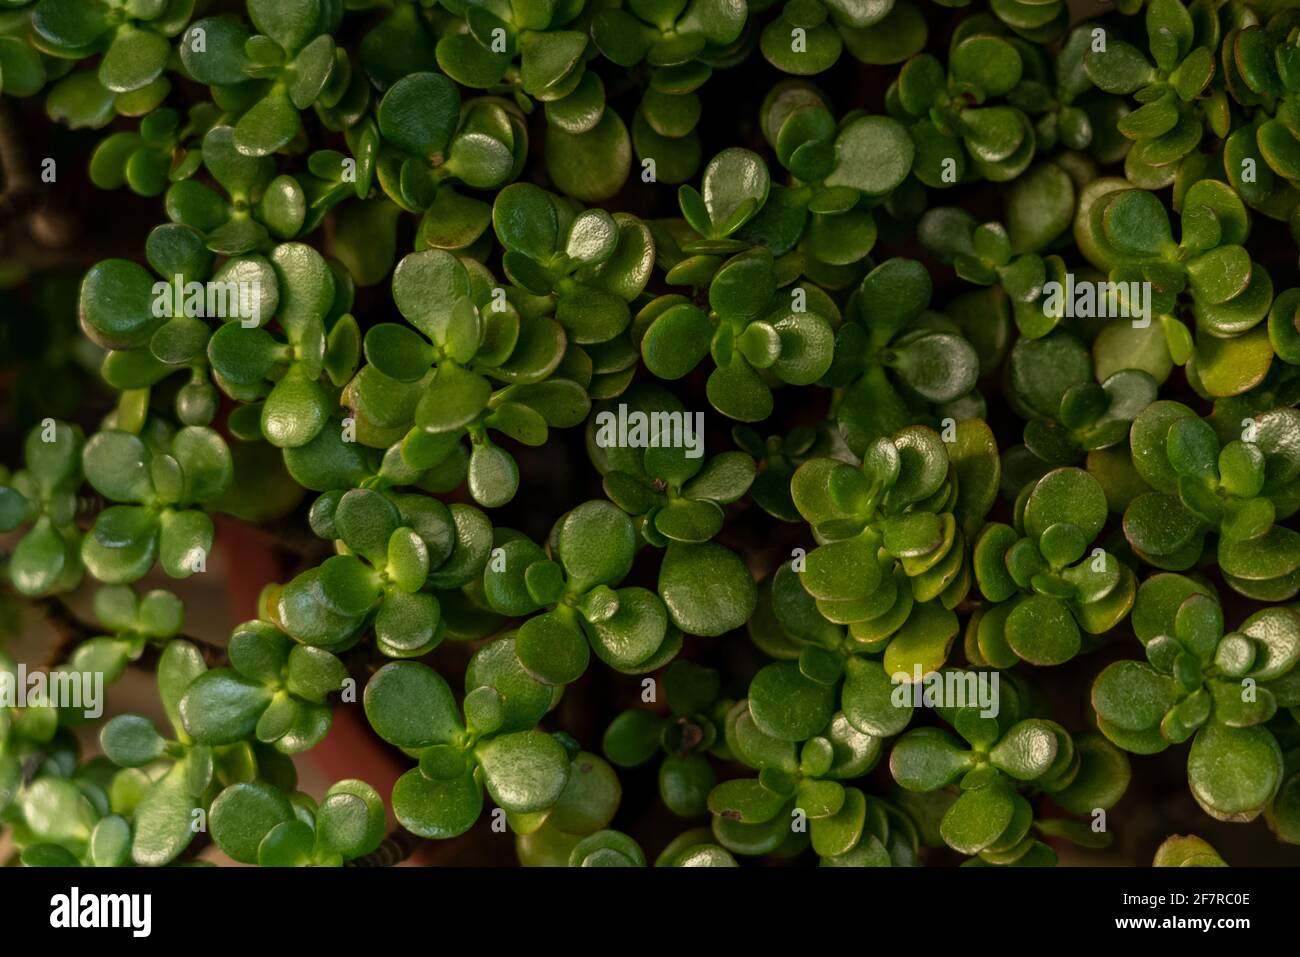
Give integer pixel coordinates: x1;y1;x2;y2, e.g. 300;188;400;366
2;0;1300;868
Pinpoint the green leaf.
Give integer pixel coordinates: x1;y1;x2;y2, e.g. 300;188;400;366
1242;607;1300;681
81;506;159;584
286;645;345;700
1023;468;1107;543
46;71;117;129
33;0;114;51
890;727;974;791
234;88;300;158
1050;731;1131;814
809;786;865;857
99;25;170;93
466;637;554;733
644;306;717;382
988;719;1061;781
375;589;441;655
87;816;132;867
825;115;913;197
130;763;199;866
940;783;1016;855
748;661;836;742
80;259;158;349
658;541;757;636
1187;722;1283;819
416;364;492;432
1003;594;1080;666
101;714;167;767
603;710;665;768
569;829;646;866
707;358;773;422
363;661;462;748
546;752;622;833
709;777;788;824
1152;834;1226;867
261;369;330;449
889;332;978;404
378;71;460;157
700;147;770;234
1007;162;1075;255
392;766;483;839
1084;39;1156;95
517;610;590;685
179;669;274;744
492;183;559;260
476;730;570;813
181;17;252;85
209;781;295;865
557;501;636;592
248;0;320;52
257;820;316;866
545;110;631;203
1092;660;1178;732
586;587;669;670
843;658;912;738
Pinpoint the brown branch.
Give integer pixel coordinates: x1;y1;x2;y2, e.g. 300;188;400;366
130;634;227;670
36;597;89;669
34;596;227;669
345;828;426;867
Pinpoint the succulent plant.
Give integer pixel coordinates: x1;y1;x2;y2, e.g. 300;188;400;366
5;0;1300;886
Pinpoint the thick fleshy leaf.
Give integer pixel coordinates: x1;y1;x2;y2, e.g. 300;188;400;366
392;766;483;839
517;610;590;685
825;115;913;197
1092;660;1178;732
209;781;295;865
1187;722;1282;819
940;783;1016;855
748;661;836;742
179;669;274;744
80;259;159;349
476;730;570;812
557;500;636;592
658;541;757;636
363;661;462;748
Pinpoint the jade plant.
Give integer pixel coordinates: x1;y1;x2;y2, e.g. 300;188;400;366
1082;0;1226;187
1092;573;1300;822
482;500;679;682
602;659;730;817
889;680;1131;864
893;26;1038;184
823;258;979;452
1075;181;1275;397
971;466;1136;667
0;420;85;597
1123;401;1300;596
364;659;570;838
4;0;1300;876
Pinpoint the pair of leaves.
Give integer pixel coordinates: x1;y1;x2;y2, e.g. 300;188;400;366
364;660;570;838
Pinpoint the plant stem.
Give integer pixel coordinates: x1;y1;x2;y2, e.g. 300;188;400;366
344;828;426;867
34;596;227;668
132;635;227;670
37;597;93;669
